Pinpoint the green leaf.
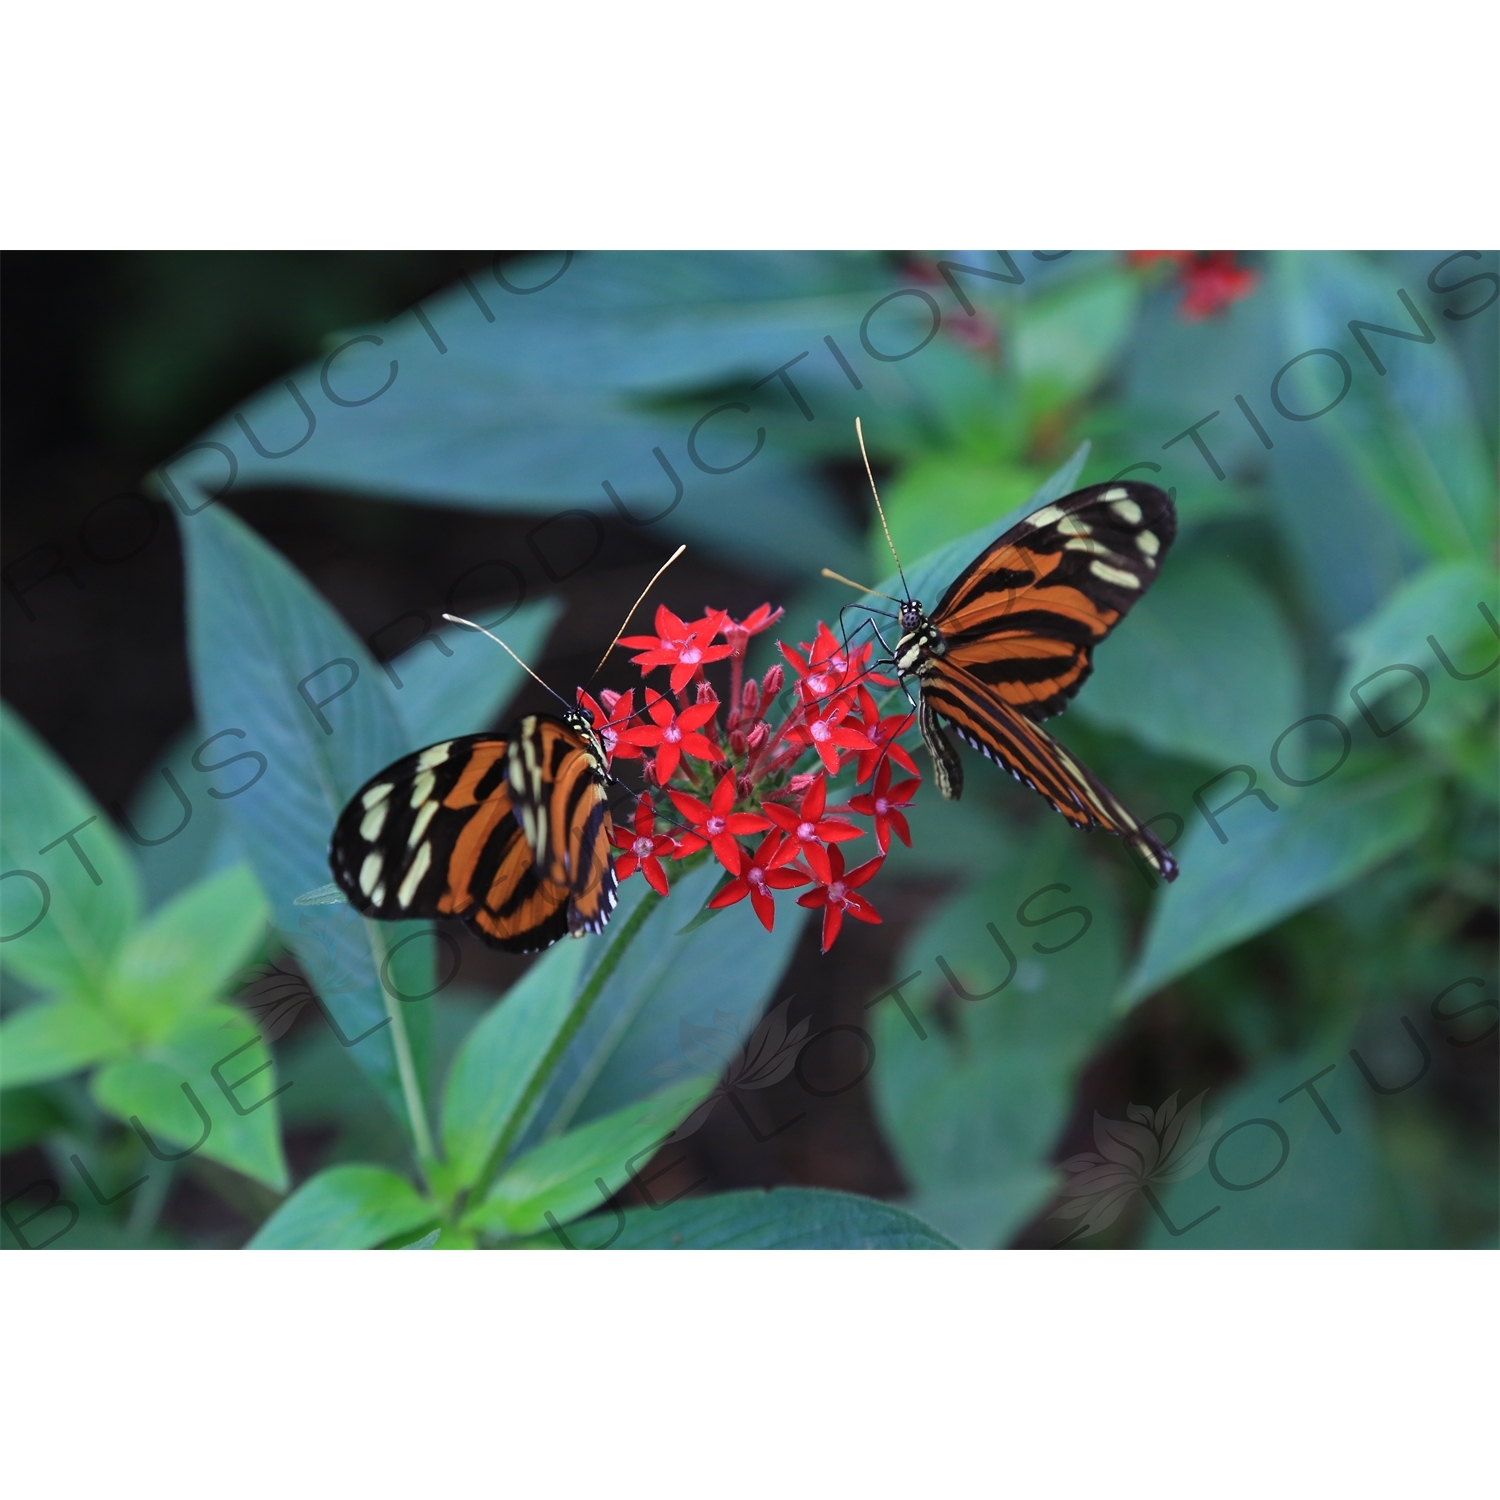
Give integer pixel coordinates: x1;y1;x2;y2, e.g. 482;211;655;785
175;498;432;1123
1278;251;1496;561
90;1005;290;1191
102;863;269;1040
1072;551;1304;770
870;821;1125;1247
1012;265;1140;418
439;938;592;1189
401;1228;441;1249
0;995;129;1089
1119;761;1442;1008
548;1187;957;1248
1143;1044;1378;1249
877;457;1048;575
0;705;141;995
248;1163;432;1249
467;1074;717;1237
386;599;562;748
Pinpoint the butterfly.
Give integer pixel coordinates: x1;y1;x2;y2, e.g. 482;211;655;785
887;478;1179;880
328;711;618;953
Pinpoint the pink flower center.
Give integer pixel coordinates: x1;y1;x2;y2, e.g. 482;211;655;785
633;836;655;858
602;729;619;751
797;821;817;841
749;867;765;887
664;724;682;743
679;646;702;665
810;720;831;742
875;798;889;814
706;816;725;835
828;881;847;903
807;673;830;696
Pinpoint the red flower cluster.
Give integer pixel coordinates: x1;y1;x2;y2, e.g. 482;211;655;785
595;603;916;952
1127;251;1259;320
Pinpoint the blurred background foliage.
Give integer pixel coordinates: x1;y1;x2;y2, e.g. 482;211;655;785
2;249;1495;1248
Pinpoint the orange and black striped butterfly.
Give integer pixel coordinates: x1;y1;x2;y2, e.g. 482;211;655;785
328;710;618;953
884;477;1179;882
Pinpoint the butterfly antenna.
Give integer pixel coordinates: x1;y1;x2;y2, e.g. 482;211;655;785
589;543;687;681
441;613;573;710
855;416;909;598
821;567;901;603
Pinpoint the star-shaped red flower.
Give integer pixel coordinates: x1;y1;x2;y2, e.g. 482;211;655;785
618;688;722;784
721;602;784;657
849;685;919;783
619;604;734;693
762;774;863;884
610;796;675;895
707;832;810;931
796;846;883;952
786;693;875;774
669;772;772;871
843;759;919;853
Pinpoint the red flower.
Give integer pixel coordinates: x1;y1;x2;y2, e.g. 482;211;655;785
722;602;784;657
849;685;919;783
762;774;864;884
619;689;722;784
707;832;810;931
796;846;883;952
787;693;875;774
619;605;733;693
577;688;641;763
610;797;675;895
1128;251;1258;321
669;772;772;872
843;759;919;854
781;622;857;706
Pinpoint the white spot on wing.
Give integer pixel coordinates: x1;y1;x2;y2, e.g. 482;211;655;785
1090;560;1140;589
359;802;388;842
418;742;452;770
398;841;432;908
1137;529;1160;556
408;799;438;847
1109;497;1143;524
362;782;393;809
1064;537;1113;556
409;770;436;808
1102;487;1129;502
1058;515;1093;538
1026;503;1066;529
359;852;383;897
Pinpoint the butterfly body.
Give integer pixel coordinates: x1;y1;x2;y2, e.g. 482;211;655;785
888;480;1180;882
329;709;618;953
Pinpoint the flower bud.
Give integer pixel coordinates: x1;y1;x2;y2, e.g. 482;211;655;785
761;664;784;698
741;680;760;715
600;688;623;712
728;728;748;757
746;721;770;751
737;774;755;800
788;771;818;794
695;681;718;706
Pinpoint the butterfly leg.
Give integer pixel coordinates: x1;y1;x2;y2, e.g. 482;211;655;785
918;697;964;801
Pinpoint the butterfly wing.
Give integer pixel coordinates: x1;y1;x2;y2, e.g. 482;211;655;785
330;733;573;953
918;662;1178;881
930;480;1175;723
507;715;618;938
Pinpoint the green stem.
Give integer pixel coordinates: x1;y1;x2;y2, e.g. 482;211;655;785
362;920;436;1176
467;887;664;1205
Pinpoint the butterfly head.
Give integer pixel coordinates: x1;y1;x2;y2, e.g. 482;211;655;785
898;599;926;633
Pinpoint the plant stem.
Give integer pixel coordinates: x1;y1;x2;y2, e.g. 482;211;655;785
469;887;664;1203
362;920;436;1175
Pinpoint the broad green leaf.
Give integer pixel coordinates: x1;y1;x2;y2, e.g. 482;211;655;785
862;442;1091;616
0;995;129;1089
248;1163;432;1249
467;1074;716;1237
386;599;562;748
440;938;591;1189
401;1228;441;1249
90;1005;289;1191
517;862;807;1144
1278;251;1496;561
0;706;141;995
1144;1044;1378;1249
102;863;269;1040
547;1187;956;1249
870;822;1124;1247
1336;558;1498;705
877;457;1048;575
1119;761;1442;1008
174;498;432;1123
1072;552;1304;771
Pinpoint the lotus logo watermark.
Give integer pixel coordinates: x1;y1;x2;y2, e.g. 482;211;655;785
1051;1091;1221;1244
